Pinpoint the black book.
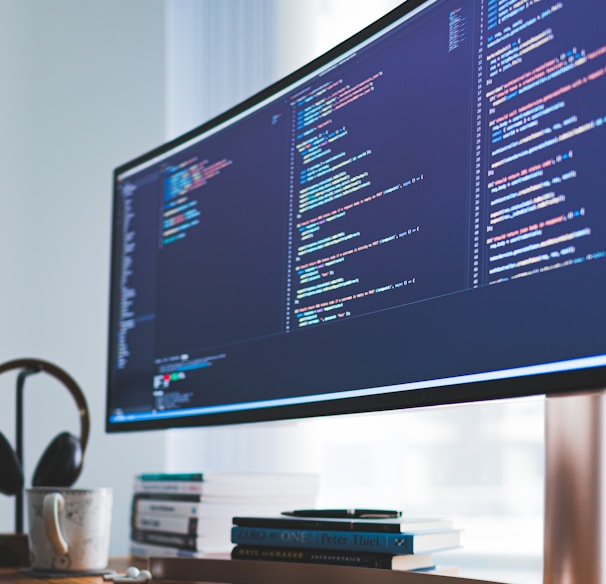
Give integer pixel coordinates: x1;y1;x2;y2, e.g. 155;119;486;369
133;492;203;503
231;545;435;571
231;515;453;534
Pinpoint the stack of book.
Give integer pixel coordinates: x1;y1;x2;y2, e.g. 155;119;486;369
129;472;320;559
230;511;461;574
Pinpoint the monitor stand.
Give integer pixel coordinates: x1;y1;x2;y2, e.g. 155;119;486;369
544;390;606;583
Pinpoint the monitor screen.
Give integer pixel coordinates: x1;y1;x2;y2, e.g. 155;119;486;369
106;0;606;432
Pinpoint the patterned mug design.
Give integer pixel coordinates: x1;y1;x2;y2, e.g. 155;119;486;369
26;487;112;572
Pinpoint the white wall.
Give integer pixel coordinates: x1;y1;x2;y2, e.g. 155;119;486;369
0;0;167;555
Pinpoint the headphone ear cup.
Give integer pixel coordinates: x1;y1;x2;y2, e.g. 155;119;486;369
31;431;82;488
0;432;24;496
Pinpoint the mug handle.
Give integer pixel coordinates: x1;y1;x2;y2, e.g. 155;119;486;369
43;493;69;556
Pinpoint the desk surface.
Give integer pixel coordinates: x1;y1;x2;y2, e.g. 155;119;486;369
0;571;101;584
0;556;504;584
0;559;136;584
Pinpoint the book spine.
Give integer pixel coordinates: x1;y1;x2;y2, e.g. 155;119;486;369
134;513;200;535
137;473;203;482
231;526;414;554
130;541;205;559
231;516;453;533
131;528;202;551
133;479;203;495
133;492;203;502
134;498;204;517
230;545;396;569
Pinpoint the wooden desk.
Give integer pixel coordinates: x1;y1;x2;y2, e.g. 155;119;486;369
0;570;102;584
148;556;504;583
0;557;504;584
0;559;136;584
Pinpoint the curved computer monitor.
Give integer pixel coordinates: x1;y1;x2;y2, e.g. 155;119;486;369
106;0;606;432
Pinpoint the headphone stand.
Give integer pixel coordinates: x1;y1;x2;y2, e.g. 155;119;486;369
0;368;41;568
15;366;42;534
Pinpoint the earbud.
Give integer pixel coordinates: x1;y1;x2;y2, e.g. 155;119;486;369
103;567;152;582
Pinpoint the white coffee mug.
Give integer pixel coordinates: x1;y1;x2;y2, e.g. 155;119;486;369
26;487;112;573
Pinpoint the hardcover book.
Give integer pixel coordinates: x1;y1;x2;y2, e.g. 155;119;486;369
232;515;453;533
231;545;436;571
132;528;229;552
230;525;461;555
134;472;320;498
129;472;321;557
130;541;207;559
134;514;202;535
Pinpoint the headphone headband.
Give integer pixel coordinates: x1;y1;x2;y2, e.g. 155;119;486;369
0;358;90;466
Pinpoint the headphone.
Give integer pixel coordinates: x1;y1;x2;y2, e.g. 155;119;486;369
0;358;90;496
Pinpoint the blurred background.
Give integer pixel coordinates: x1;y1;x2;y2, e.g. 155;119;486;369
0;2;543;581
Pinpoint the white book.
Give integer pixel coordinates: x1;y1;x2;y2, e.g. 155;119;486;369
130;541;207;559
135;513;201;534
133;472;320;498
133;495;318;519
